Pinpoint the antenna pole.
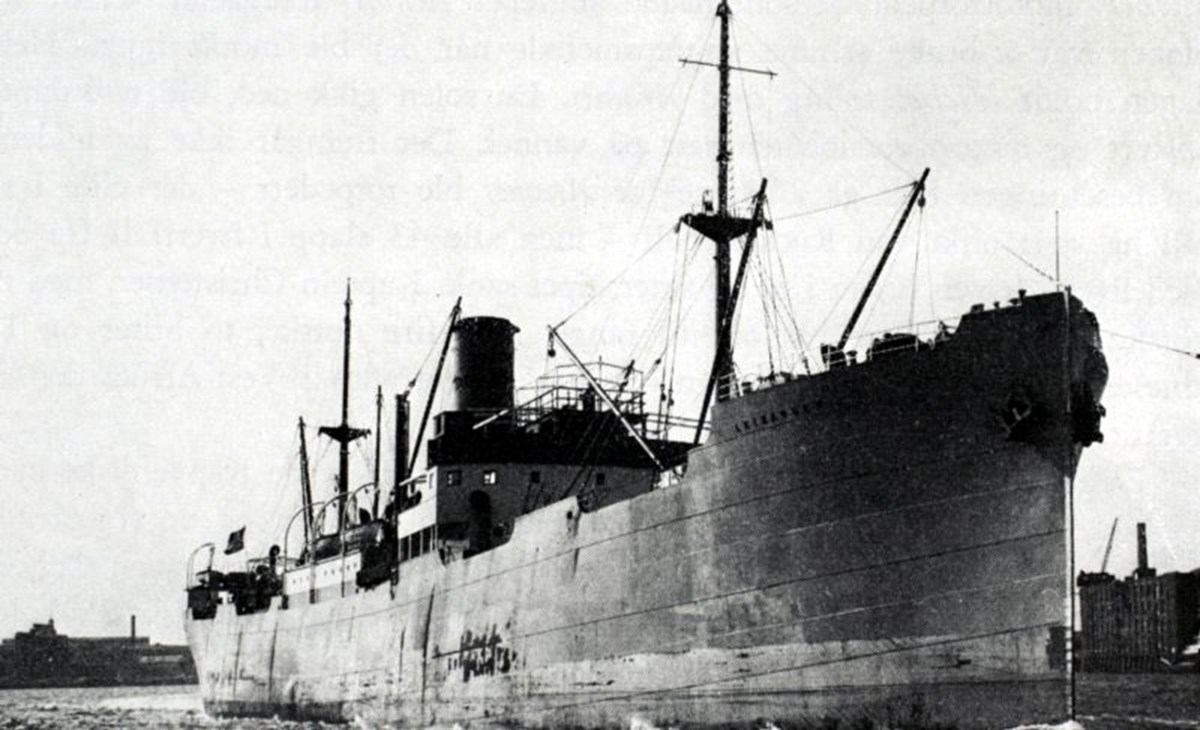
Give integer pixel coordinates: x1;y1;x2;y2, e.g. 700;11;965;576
1055;209;1061;290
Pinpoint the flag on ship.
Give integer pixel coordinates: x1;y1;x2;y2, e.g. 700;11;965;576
224;527;245;555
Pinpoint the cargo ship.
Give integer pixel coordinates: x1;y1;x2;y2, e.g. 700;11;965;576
184;3;1108;727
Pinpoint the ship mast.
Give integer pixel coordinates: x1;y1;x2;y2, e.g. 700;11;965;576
318;281;370;532
680;1;773;402
372;385;382;518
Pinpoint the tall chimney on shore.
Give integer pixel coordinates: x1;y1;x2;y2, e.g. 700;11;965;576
1134;522;1157;579
130;614;136;642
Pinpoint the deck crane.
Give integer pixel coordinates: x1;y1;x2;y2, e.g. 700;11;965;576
1100;517;1119;574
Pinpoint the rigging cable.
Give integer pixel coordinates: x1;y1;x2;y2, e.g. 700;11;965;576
554;224;678;330
1103;330;1200;360
658;227;687;427
810;200;904;346
765;220;813;372
732;26;766;189
262;429;301;551
762;199;814;372
404;304;458;393
635;15;716;237
773;183;912;222
924;207;938;323
735;11;911;177
908;205;924;330
751;243;784;373
997;243;1056;284
664;233;708;425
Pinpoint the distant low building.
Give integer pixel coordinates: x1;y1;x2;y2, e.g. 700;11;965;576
0;616;197;689
1077;522;1200;672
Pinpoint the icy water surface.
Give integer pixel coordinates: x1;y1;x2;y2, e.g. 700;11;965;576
0;675;1197;729
0;684;327;729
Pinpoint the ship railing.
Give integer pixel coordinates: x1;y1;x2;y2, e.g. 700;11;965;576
282;483;384;603
846;315;962;363
514;384;646;419
186;542;215;590
525;360;647;398
724;315;963;398
512;383;701;441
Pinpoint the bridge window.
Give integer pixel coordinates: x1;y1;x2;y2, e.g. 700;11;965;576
446;469;462;487
483;470;497;485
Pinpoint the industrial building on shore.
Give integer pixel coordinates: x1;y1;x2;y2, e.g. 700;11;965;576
1077;523;1200;672
0;616;196;689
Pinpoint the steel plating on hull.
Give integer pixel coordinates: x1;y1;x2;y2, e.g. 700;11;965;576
187;291;1107;728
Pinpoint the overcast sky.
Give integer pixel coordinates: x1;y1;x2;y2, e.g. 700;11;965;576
1;1;1197;645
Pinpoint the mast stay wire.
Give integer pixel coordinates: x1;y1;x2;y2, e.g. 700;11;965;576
664;234;708;425
404;303;459;393
732;26;766;189
997;242;1056;284
924;208;938;323
759;230;801;368
259;428;301;551
734;10;911;178
625;231;705;367
634;17;715;238
908;206;924;329
1104;330;1200;360
751;246;780;373
661;232;705;408
553;224;678;331
762;203;814;373
810;201;905;347
773;184;912;222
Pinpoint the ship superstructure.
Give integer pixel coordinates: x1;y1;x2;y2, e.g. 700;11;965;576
184;4;1108;727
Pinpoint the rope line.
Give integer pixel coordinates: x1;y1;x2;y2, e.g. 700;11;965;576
553;225;677;330
634;24;711;237
998;243;1056;283
1104;330;1200;360
736;13;911;177
773;183;911;222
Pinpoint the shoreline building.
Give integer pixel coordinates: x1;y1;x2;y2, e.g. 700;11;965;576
1078;523;1200;672
0;616;196;689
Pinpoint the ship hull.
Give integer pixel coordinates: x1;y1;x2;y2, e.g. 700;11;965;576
187;293;1103;728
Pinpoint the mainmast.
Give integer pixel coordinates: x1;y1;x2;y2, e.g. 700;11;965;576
318;281;370;532
680;1;774;402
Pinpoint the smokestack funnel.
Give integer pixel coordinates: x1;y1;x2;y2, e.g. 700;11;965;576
446;316;519;414
130;614;136;642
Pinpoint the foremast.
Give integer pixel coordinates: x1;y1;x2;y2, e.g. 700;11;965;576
680;1;774;406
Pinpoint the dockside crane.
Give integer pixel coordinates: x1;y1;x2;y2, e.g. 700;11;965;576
1101;517;1119;574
